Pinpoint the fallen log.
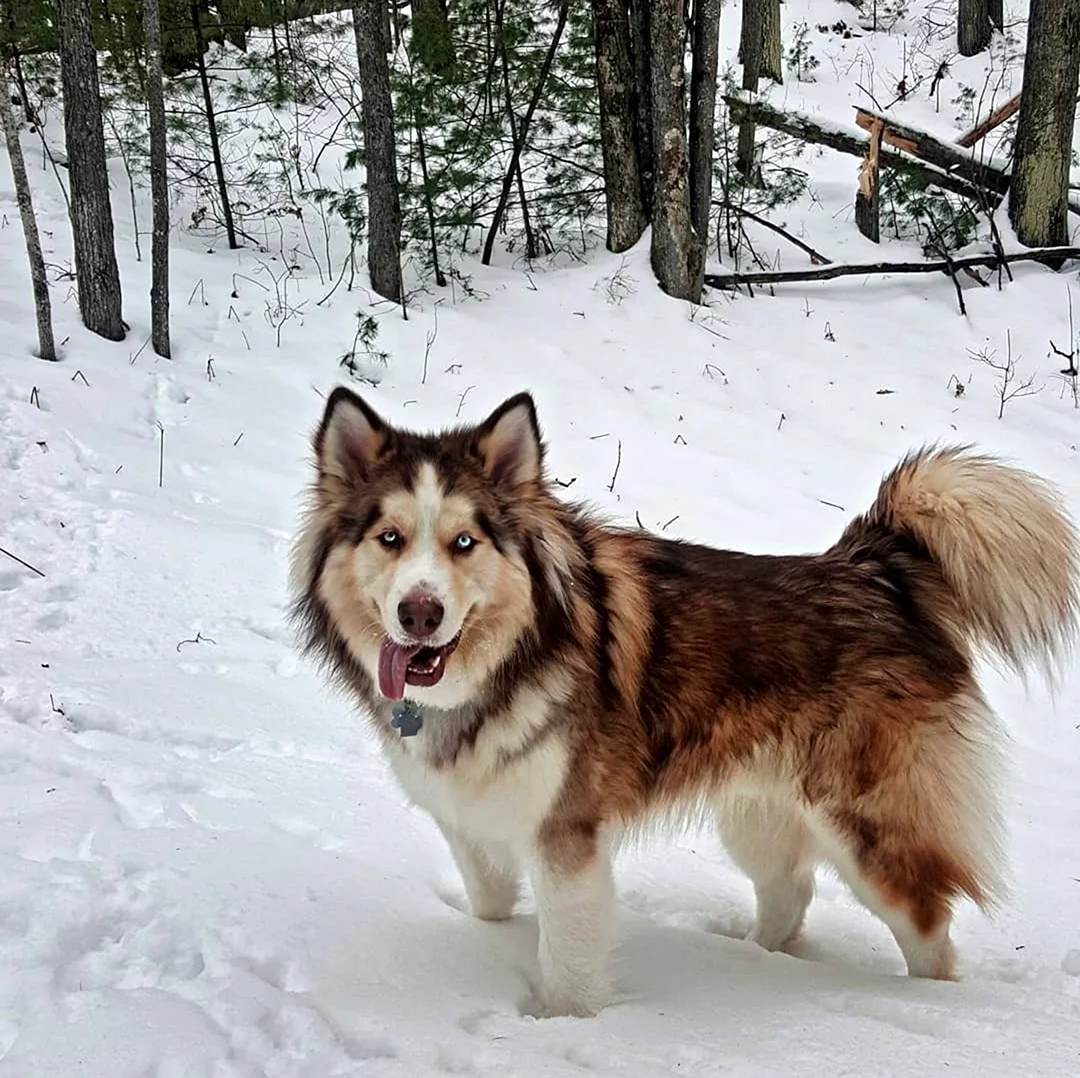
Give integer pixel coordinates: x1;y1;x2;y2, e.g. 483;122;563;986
723;96;996;204
704;247;1080;290
853;107;1009;195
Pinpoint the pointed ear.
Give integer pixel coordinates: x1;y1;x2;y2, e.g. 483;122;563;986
314;386;389;482
474;392;544;489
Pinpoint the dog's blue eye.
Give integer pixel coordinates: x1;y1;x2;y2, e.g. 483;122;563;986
378;530;401;549
454;533;476;553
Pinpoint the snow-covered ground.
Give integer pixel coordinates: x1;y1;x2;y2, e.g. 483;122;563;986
2;3;1080;1075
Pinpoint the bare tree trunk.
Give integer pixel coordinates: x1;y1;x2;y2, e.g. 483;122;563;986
736;0;764;180
353;1;403;302
145;0;170;358
191;1;238;249
958;0;992;56
2;5;32;119
57;0;125;341
762;0;783;83
628;0;653;212
689;0;721;245
1009;0;1080;249
482;0;569;265
1;59;55;361
649;0;703;302
494;0;536;260
988;0;1004;29
593;0;647;252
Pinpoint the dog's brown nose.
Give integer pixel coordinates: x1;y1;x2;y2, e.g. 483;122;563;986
398;593;444;638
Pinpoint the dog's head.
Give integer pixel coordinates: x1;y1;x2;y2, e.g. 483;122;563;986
296;387;551;709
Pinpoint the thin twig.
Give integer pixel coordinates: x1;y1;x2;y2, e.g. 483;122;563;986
714;201;832;264
607;440;622;493
456;385;476;418
0;545;45;577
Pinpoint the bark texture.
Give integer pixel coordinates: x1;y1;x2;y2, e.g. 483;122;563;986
1009;0;1080;249
649;0;703;301
736;0;764;179
628;0;654;212
593;0;647;252
689;0;721;245
57;0;125;341
145;0;171;358
761;0;783;83
1;58;55;360
192;0;238;249
353;0;403;302
958;0;992;57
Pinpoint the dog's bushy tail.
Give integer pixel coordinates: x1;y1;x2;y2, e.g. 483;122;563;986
841;446;1080;681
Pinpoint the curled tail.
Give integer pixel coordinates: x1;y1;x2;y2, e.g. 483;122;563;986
840;446;1080;681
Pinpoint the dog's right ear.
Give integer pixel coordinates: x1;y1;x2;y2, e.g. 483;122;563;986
314;386;389;483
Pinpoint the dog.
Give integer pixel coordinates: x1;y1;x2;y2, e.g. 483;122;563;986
290;386;1080;1017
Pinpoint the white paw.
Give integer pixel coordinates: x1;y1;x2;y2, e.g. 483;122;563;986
746;923;796;952
520;978;609;1019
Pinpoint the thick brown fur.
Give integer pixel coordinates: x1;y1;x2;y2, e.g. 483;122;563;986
291;387;1080;1016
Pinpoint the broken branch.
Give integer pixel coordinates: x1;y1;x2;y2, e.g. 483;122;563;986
704;247;1080;290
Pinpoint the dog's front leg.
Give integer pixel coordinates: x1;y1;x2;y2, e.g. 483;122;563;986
437;822;520;921
528;828;614;1018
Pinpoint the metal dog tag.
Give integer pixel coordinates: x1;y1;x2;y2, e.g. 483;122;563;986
391;700;424;737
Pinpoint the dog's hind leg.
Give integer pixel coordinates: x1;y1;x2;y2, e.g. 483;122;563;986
807;692;1004;981
717;796;817;951
437;823;520;921
809;815;962;981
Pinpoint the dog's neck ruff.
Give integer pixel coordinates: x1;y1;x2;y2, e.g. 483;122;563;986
391;699;425;737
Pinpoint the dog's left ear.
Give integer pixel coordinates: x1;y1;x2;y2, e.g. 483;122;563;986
474;392;544;489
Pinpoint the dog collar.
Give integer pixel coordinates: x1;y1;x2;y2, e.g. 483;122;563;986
391;700;424;737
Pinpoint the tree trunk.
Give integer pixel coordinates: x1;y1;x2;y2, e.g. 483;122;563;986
689;0;721;243
649;0;703;302
958;0;992;57
988;0;1004;29
628;0;653;213
482;0;569;266
493;0;537;260
2;5;32;120
353;1;403;303
191;1;238;249
57;0;125;341
737;0;764;179
1009;0;1080;249
762;0;783;83
145;0;170;358
1;58;55;361
593;0;647;252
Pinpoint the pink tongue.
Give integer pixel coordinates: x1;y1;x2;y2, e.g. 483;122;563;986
378;638;422;700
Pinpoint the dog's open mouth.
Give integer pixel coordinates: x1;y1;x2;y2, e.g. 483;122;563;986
378;634;461;700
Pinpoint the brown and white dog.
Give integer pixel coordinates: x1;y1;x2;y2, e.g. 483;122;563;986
290;386;1080;1017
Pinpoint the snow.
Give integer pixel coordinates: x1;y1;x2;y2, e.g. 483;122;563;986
2;3;1080;1075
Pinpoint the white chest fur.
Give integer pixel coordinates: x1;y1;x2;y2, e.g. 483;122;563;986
386;717;569;853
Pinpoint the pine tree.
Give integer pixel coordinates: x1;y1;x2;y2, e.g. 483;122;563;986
354;0;403;302
146;0;171;357
593;0;647;252
1;56;55;360
649;0;702;301
57;0;126;341
1009;0;1080;249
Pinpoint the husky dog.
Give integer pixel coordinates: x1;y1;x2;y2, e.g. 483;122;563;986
291;386;1079;1017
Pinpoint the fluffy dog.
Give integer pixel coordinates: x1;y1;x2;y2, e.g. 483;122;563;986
291;387;1079;1016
